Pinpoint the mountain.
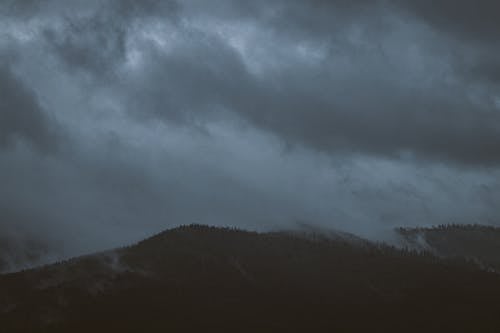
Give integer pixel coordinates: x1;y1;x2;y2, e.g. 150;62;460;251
288;223;372;247
396;224;500;271
1;225;500;332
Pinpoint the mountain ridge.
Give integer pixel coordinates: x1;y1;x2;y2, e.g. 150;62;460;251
2;224;500;331
395;224;500;271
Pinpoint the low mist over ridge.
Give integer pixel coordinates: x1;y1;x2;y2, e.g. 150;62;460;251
4;223;500;276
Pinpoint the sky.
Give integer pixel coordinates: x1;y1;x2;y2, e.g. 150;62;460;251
1;0;500;261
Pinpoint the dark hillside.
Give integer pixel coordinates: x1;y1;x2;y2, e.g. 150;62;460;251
1;225;500;332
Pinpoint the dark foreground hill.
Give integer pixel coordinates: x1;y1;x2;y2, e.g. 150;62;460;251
1;225;500;332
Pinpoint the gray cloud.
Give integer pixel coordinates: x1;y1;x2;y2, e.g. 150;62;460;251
24;0;500;166
106;1;500;166
395;1;500;43
0;0;500;267
37;0;178;77
0;65;58;152
394;1;500;86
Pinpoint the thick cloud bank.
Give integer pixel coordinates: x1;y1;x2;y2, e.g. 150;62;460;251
1;0;499;263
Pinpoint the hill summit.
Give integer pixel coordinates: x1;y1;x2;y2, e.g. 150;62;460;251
1;224;500;332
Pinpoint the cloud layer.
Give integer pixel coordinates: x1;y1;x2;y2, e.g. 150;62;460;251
1;0;499;263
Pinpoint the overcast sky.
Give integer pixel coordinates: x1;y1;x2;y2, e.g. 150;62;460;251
1;0;500;259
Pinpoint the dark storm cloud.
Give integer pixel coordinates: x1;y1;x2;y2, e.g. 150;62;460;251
1;0;500;269
23;0;500;166
0;65;58;152
43;15;128;76
37;0;178;76
1;0;177;18
395;0;500;43
394;0;500;86
97;0;500;167
128;37;500;166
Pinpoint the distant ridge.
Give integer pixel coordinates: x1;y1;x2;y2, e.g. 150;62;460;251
396;224;500;271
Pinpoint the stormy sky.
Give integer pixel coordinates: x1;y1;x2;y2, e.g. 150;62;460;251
1;0;500;260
